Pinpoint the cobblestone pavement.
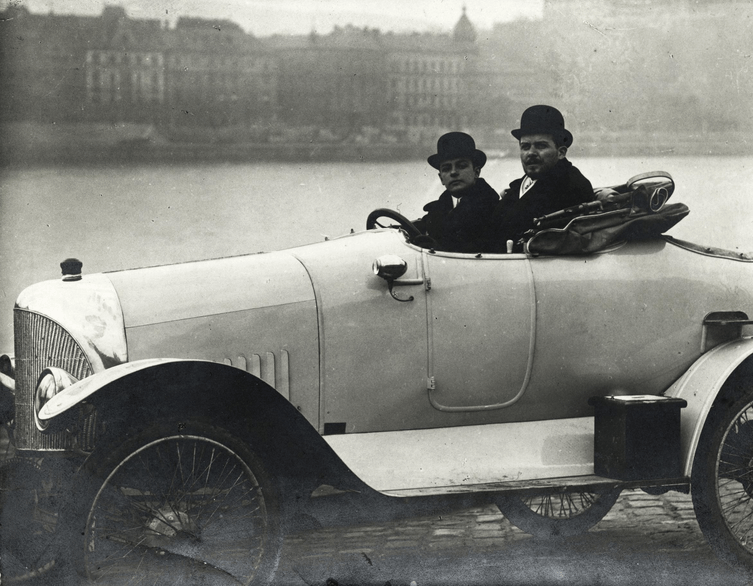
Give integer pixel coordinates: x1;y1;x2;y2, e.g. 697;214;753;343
2;426;752;586
278;489;753;586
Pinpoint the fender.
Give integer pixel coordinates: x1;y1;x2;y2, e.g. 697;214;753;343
39;358;182;421
665;336;753;476
38;359;368;496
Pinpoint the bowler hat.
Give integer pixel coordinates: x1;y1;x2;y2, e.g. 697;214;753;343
511;105;573;147
427;132;487;170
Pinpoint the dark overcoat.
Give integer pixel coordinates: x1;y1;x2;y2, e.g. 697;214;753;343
486;159;594;252
416;178;499;252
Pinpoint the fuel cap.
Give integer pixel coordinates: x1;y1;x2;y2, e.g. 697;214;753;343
60;258;82;281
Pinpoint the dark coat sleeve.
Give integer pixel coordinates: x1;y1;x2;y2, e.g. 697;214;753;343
415;192;453;240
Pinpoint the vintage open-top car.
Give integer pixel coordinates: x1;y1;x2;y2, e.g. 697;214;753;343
2;172;753;584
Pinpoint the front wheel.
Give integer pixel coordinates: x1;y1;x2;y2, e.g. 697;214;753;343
498;487;621;539
64;420;282;585
692;391;753;571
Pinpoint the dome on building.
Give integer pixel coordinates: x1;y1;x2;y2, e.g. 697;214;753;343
453;6;477;42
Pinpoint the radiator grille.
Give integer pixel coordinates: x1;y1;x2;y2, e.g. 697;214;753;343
13;309;95;451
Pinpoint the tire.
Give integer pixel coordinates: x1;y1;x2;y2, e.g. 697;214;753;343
63;419;283;585
498;487;621;539
692;391;753;572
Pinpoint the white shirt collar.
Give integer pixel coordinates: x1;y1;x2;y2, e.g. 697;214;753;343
520;175;536;198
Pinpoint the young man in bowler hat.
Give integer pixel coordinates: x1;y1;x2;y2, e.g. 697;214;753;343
415;132;499;252
486;105;594;252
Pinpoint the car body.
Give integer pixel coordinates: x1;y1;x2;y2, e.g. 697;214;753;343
3;173;753;584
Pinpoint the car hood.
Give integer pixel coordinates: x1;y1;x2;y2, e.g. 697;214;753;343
15;250;316;370
106;251;315;328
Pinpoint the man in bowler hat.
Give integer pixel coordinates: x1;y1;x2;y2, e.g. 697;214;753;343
415;132;499;252
486;105;594;252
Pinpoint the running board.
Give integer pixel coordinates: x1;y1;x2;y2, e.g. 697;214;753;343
381;474;690;498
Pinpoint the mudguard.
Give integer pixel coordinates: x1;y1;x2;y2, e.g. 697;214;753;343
37;359;364;495
665;336;753;476
38;358;178;421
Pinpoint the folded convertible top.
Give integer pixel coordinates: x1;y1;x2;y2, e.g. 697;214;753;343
526;202;689;255
525;171;689;255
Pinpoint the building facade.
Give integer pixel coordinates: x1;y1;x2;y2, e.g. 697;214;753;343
83;6;166;123
2;2;746;149
0;4;486;144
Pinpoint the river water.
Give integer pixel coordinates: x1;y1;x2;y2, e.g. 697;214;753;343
1;155;752;352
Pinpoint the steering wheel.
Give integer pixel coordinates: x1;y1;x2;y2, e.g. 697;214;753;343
366;208;423;240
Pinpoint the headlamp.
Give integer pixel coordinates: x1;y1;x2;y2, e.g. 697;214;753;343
34;367;78;431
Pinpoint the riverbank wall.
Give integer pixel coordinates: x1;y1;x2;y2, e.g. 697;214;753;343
1;122;750;166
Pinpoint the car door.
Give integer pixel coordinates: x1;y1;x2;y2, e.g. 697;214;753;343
423;251;535;413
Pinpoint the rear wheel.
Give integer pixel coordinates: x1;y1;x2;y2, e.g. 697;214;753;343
66;420;282;585
692;392;753;571
498;487;621;539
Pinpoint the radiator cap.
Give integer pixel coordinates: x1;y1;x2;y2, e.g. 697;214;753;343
60;258;82;281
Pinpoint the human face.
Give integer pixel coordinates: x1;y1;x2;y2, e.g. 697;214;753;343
438;157;479;195
518;134;567;179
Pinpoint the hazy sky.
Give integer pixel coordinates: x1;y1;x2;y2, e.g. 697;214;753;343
1;0;544;35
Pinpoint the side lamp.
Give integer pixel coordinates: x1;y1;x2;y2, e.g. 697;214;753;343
372;255;414;303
